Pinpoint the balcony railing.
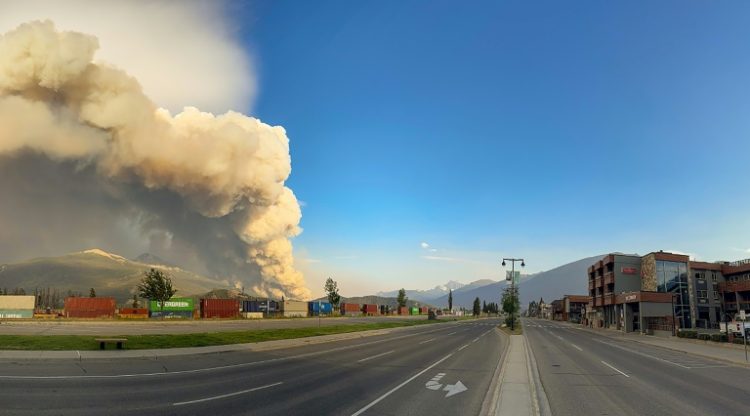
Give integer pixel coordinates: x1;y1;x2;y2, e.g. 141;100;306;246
604;272;615;285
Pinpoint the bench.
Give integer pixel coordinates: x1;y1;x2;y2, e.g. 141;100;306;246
95;338;128;350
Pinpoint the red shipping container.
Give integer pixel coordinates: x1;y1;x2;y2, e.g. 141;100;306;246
398;306;409;315
119;308;148;315
340;303;360;315
200;299;239;319
420;306;428;314
362;304;378;315
64;297;116;318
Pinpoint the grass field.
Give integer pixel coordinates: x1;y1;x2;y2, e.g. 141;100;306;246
0;319;447;350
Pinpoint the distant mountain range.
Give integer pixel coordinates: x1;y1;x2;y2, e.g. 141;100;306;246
375;279;495;304
427;255;602;309
314;295;431;309
0;249;232;303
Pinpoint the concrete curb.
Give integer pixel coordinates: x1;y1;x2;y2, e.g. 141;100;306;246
523;332;552;416
479;327;510;416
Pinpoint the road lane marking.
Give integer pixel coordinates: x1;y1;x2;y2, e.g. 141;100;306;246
570;343;583;352
458;344;469;351
357;350;395;363
173;382;283;406
593;339;691;369
472;337;479;343
600;361;630;378
419;338;436;345
446;332;456;335
350;353;454;416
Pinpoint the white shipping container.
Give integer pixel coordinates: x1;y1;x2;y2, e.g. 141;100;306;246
0;295;35;309
241;312;264;319
282;300;308;312
283;310;308;318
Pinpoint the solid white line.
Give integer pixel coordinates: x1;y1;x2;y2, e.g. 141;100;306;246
593;339;691;369
458;344;469;351
350;353;454;416
419;338;436;345
601;361;630;378
357;350;395;363
173;382;283;406
472;337;479;343
446;332;457;335
570;343;583;352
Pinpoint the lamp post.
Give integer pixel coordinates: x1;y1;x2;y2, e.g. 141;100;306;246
502;258;525;331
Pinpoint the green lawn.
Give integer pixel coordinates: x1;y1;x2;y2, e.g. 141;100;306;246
0;319;446;350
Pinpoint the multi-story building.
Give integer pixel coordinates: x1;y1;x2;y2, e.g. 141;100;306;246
587;251;750;333
562;295;589;323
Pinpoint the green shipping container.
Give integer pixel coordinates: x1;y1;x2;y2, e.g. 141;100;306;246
410;307;419;315
149;298;194;312
0;309;34;319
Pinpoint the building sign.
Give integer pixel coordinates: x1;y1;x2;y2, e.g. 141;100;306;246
621;267;638;275
149;298;194;311
625;294;637;302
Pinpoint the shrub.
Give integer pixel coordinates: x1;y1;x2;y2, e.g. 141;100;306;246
679;330;697;339
697;333;711;341
733;337;747;345
710;333;728;343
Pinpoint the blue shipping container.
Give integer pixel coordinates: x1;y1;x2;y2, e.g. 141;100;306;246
308;301;333;315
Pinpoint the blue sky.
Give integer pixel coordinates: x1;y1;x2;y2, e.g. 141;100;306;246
234;1;750;297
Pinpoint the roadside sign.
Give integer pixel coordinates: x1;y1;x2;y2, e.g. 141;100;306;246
740;310;746;321
506;271;520;283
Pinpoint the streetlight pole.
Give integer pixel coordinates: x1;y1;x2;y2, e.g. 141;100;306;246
502;258;525;331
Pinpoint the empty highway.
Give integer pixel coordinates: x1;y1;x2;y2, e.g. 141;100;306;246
0;319;505;415
524;318;750;416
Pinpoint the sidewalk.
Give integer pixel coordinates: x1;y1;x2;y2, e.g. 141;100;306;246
494;335;539;416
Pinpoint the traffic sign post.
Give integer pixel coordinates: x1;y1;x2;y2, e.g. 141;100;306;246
741;310;747;362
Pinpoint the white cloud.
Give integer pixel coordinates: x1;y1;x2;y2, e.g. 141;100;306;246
429;248;438;252
0;0;255;115
420;242;430;249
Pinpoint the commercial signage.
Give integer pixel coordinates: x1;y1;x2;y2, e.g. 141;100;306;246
149;298;194;311
621;267;638;275
624;294;637;302
506;271;521;283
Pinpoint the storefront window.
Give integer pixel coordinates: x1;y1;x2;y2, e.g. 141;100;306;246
656;260;692;329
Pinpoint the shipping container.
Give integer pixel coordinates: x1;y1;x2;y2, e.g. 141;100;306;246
410;307;419;315
149;297;194;319
241;312;264;319
0;295;35;319
200;298;240;319
281;300;308;317
420;306;429;315
241;300;279;315
308;301;333;316
64;297;116;318
118;308;148;319
340;303;360;316
362;304;378;316
398;306;409;315
379;305;392;315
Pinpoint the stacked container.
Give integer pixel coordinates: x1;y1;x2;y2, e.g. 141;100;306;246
308;301;333;316
362;304;378;316
0;295;35;319
340;303;360;316
200;298;240;319
281;300;308;317
64;297;116;318
149;298;194;319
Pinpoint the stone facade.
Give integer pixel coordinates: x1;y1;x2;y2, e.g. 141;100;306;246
641;254;656;291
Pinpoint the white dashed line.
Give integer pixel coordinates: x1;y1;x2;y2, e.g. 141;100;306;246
601;361;630;378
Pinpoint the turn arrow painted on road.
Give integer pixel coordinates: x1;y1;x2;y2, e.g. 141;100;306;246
443;381;467;398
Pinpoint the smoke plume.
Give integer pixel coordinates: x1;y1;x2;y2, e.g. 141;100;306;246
0;21;310;299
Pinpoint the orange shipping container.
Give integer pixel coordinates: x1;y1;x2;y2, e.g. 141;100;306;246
64;297;116;318
398;306;409;315
362;304;378;315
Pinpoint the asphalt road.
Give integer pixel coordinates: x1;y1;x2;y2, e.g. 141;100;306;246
0;318;506;415
0;315;430;335
524;318;750;416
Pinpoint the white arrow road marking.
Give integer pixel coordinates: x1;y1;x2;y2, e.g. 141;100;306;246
424;372;445;390
443;381;467;398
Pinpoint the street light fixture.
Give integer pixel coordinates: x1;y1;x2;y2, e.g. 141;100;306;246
502;257;525;331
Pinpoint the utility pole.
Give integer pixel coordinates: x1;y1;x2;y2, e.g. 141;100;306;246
502;257;525;331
